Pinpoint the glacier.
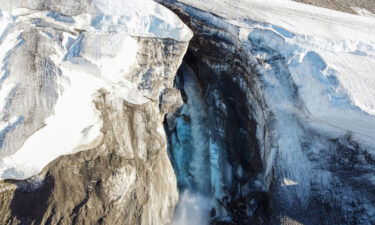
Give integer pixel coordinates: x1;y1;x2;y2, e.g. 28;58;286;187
0;0;374;224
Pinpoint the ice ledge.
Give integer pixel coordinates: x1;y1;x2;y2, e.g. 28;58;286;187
0;0;193;42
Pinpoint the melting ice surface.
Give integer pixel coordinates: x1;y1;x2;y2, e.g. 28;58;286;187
170;62;226;224
170;63;211;224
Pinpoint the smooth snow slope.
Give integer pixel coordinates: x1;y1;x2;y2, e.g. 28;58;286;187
0;0;192;180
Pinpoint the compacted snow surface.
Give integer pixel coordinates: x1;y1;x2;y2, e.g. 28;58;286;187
0;0;192;180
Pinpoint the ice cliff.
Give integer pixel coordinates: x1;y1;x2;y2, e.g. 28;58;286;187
160;0;375;224
0;0;375;225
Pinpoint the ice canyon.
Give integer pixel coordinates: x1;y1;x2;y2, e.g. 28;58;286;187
0;0;374;225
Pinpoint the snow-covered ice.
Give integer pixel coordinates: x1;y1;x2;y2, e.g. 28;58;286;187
0;0;192;180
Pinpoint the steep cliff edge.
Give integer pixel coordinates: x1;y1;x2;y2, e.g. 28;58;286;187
0;0;192;224
1;0;375;224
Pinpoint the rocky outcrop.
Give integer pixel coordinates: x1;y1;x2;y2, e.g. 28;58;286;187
0;37;187;225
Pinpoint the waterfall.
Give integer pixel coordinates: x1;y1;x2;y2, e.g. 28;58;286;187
169;62;223;224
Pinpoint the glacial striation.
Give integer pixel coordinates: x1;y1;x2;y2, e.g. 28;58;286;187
0;0;192;224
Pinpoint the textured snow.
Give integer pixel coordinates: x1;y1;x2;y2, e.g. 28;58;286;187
0;0;192;180
1;0;193;42
91;0;193;41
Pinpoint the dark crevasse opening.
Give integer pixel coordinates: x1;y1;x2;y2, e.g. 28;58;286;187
164;48;270;225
